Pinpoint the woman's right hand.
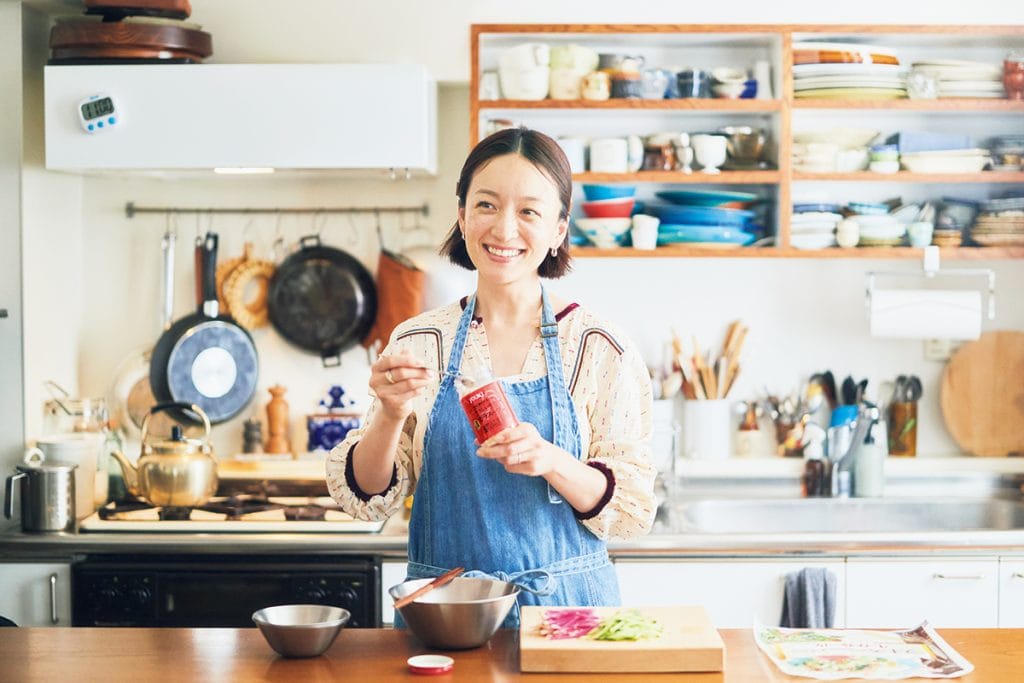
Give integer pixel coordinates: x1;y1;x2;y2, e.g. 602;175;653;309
370;351;434;422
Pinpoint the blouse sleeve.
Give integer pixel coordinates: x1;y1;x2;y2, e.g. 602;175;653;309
325;330;428;522
573;331;657;540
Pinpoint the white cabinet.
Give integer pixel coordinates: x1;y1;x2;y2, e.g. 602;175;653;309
998;559;1024;627
380;559;407;626
45;64;437;174
846;557;998;628
615;559;846;628
0;562;72;626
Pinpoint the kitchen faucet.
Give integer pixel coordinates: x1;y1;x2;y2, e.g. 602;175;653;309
831;403;881;498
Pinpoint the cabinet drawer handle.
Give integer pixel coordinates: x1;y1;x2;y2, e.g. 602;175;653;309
49;573;59;625
1012;572;1024;580
932;573;984;580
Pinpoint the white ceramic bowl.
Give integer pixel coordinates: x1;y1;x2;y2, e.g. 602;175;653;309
574;217;633;248
793;128;881;149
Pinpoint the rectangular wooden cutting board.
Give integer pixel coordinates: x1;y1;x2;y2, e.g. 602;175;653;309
519;605;724;673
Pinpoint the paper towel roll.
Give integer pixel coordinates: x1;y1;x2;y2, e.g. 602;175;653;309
869;289;981;340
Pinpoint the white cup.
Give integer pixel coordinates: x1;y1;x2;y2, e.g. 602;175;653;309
907;221;934;247
549;67;585;100
588;137;629;173
479;71;501;100
28;433;106;518
631;214;660;250
680;399;733;460
556;137;587;174
691;134;728;174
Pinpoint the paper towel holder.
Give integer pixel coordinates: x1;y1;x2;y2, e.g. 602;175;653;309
865;245;996;321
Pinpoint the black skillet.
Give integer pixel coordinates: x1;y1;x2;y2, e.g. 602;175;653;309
267;235;377;367
149;232;259;424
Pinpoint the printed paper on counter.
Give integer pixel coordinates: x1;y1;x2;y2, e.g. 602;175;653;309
754;620;974;679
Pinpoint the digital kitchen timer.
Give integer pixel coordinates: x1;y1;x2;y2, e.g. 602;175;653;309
78;94;120;133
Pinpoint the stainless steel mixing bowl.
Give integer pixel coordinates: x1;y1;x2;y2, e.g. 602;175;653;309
251;604;351;658
389;576;519;650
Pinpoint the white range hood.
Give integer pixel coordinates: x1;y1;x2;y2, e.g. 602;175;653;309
44;63;437;174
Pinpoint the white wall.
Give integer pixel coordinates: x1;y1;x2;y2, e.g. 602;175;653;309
177;0;1024;81
21;5;83;445
19;0;1024;460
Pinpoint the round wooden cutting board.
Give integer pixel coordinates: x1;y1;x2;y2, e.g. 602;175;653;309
940;330;1024;456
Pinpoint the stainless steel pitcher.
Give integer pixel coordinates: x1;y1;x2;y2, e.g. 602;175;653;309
4;456;77;533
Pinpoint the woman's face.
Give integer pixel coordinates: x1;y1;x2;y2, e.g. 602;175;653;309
457;153;567;286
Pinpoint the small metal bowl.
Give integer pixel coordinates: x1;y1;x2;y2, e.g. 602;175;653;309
390;577;519;650
252;604;351;658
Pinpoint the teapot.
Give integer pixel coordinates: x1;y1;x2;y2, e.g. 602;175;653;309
110;402;217;508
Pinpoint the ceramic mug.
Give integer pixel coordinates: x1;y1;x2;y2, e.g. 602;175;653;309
498;66;550;100
580;71;610;101
588;137;629;173
549;67;585;100
631;214;660;250
556;137;587;174
479;71;501;100
907;221;934;247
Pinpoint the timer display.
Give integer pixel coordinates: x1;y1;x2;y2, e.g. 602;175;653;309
77;94;120;133
80;97;114;121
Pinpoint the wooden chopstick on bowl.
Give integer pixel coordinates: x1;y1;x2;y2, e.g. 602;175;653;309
393;567;464;610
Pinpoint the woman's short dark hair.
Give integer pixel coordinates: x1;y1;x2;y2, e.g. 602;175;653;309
440;127;573;278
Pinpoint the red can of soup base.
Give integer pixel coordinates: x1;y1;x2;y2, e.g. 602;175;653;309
459;380;519;443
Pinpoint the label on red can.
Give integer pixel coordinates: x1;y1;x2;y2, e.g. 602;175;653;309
459;380;519;443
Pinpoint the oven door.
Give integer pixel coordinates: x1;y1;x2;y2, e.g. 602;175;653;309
72;554;380;628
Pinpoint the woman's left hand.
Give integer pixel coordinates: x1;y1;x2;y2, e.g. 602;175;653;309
476;423;566;476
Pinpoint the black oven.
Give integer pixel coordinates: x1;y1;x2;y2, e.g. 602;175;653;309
72;554;380;628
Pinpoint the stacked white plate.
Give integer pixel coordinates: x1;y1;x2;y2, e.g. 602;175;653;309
900;148;992;174
911;60;1005;99
793;43;906;99
790;210;842;249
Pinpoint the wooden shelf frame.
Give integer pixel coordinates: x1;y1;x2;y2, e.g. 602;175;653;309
470;24;1024;259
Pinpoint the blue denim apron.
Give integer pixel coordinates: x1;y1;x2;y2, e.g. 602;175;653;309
402;287;620;629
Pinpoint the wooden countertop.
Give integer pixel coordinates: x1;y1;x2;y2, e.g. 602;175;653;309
3;627;1022;682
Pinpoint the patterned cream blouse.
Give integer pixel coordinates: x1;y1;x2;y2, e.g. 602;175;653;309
326;299;657;541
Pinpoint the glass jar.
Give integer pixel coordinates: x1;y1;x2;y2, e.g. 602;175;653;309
42;389;108;436
1004;49;1024;101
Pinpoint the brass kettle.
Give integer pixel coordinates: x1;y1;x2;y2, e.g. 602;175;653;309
110;402;217;508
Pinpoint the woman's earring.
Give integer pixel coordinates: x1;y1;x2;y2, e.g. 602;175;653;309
549;246;558;257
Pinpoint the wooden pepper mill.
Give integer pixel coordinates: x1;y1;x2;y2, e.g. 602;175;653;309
264;385;291;455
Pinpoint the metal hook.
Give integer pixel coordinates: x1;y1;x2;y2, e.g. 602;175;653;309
272;210;286;262
241;214;256;245
312;209;327;239
375;209;385;250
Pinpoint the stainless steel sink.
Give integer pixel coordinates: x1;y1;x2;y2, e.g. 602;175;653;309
662;498;1024;534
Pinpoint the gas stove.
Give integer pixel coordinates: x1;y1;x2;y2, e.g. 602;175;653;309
78;495;384;533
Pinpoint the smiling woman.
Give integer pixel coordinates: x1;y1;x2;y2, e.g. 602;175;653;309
326;128;657;631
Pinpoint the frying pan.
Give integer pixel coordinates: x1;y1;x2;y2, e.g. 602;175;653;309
267;235;377;367
149;232;259;423
109;227;175;440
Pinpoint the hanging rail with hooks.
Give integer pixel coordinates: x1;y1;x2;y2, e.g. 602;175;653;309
124;201;430;219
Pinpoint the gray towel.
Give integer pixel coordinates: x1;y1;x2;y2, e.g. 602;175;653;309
780;567;837;628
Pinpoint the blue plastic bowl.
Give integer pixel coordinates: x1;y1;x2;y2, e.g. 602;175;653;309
581;184;636;202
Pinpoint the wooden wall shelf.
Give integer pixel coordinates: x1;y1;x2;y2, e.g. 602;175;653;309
471;24;1024;260
573;246;1024;259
